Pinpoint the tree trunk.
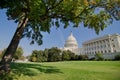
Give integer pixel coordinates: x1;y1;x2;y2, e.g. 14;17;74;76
0;15;28;74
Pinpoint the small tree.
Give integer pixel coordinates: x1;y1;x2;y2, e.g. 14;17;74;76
68;51;76;60
30;50;38;62
36;50;45;62
13;47;24;60
31;57;37;62
78;55;88;60
62;50;71;61
95;53;104;61
48;47;61;62
43;49;49;62
114;54;120;60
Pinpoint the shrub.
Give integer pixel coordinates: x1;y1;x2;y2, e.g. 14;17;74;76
89;57;96;61
78;55;88;60
31;57;37;62
114;54;120;60
95;53;104;61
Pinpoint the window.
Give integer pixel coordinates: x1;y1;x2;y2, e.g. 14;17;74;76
113;45;115;47
101;51;103;54
114;50;116;52
104;45;106;47
109;50;111;53
103;40;105;43
106;39;108;42
105;50;107;53
95;51;96;54
97;46;99;48
89;52;91;54
112;39;114;41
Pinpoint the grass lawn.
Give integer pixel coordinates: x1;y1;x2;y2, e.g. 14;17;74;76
9;61;120;80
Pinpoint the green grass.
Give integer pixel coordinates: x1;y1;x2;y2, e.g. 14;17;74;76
10;61;120;80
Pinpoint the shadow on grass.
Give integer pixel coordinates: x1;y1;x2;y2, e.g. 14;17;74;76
11;62;62;76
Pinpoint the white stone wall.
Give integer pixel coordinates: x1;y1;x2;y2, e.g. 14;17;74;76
82;34;120;56
81;34;120;59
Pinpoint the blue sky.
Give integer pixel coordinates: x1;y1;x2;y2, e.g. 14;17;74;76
0;10;120;56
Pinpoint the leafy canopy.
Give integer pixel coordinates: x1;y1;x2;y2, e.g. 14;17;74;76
0;0;120;45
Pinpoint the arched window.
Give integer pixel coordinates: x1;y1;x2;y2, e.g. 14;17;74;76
114;50;116;52
109;50;111;53
105;50;107;53
101;51;103;54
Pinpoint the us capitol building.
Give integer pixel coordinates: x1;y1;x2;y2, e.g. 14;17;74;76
63;32;120;59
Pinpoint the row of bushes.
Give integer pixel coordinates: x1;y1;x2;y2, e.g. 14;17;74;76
29;47;89;62
88;54;120;61
28;47;120;62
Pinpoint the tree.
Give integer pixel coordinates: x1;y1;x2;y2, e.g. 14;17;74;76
68;51;76;60
78;55;88;60
30;49;48;62
95;52;104;61
31;57;37;62
114;54;120;60
36;50;45;62
0;0;120;73
62;50;71;61
13;47;24;60
48;47;61;62
43;49;49;62
30;50;38;62
62;50;77;61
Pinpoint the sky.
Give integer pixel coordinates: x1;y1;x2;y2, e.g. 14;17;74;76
0;9;120;56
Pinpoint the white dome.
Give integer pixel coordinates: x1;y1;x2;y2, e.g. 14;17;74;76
64;33;78;49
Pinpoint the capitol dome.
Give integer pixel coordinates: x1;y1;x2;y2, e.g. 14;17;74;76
64;32;78;49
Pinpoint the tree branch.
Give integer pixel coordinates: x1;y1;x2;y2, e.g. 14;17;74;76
48;0;63;10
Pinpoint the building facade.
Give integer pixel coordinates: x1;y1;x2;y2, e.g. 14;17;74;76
83;34;120;54
82;34;120;59
63;33;120;59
